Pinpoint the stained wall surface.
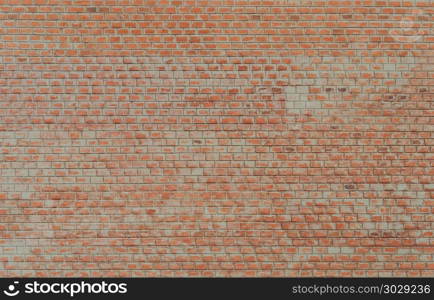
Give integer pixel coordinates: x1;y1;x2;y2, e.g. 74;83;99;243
0;0;433;277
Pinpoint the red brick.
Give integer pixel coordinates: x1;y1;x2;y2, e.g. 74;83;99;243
0;0;432;278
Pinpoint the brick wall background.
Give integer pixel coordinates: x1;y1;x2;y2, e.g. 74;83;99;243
0;0;433;277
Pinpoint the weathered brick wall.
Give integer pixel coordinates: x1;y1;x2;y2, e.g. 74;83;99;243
0;0;433;277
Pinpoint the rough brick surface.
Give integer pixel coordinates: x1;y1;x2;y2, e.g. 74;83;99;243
0;0;433;277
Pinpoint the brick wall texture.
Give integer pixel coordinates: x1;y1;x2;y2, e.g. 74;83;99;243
0;0;433;277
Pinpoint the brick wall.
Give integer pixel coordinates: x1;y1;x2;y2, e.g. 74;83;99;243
0;0;433;277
